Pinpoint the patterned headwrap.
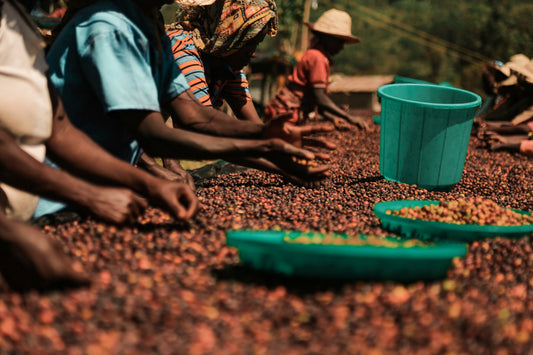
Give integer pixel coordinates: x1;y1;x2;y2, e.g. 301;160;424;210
178;0;278;57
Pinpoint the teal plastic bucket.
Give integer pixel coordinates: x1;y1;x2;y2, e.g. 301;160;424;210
377;84;481;190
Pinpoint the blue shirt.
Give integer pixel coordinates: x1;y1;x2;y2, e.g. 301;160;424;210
47;0;190;164
35;0;189;219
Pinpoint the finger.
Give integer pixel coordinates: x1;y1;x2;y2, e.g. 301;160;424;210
181;191;200;219
273;112;294;120
332;118;352;131
487;134;506;143
337;123;352;132
177;189;199;220
129;195;148;223
350;119;369;130
302;137;337;150
297;123;335;135
313;152;331;161
274;142;316;160
57;268;92;289
173;202;187;221
306;165;331;175
134;196;148;215
165;187;199;221
186;176;197;193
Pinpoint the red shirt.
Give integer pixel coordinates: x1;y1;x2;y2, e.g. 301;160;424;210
288;46;330;90
264;45;331;123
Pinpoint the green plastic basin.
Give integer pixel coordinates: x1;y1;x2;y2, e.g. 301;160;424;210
378;84;481;190
225;230;467;282
374;200;533;242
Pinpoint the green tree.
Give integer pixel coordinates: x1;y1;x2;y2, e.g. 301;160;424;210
262;0;533;95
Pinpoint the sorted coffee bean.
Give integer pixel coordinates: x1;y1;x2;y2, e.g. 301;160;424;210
283;232;431;247
387;197;533;225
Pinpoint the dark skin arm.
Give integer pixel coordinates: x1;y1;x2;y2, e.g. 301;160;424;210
0;128;148;224
230;99;264;124
114;108;333;181
168;90;265;138
0;210;90;292
149;92;333;184
43;83;199;222
487;133;526;153
314;87;369;130
169;90;336;147
116;109;315;161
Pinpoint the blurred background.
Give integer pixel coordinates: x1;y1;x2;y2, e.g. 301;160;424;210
160;0;533;99
34;0;533;100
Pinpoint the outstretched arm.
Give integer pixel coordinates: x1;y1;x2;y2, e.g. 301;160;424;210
43;84;198;222
0;210;90;291
116;108;315;161
115;108;334;181
0;129;142;221
229;99;264;124
168;90;265;138
314;87;368;130
170;90;336;153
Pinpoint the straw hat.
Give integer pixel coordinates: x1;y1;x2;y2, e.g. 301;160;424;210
503;55;533;85
175;0;216;5
498;53;530;77
305;9;360;44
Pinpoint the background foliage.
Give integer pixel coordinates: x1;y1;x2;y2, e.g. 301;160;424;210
261;0;533;97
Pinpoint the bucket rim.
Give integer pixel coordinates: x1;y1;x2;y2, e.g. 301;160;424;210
377;83;482;109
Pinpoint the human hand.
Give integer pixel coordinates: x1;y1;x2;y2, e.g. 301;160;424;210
323;111;369;131
138;154;196;191
260;138;331;182
346;114;370;130
0;219;90;291
486;132;524;152
162;158;197;192
146;180;199;221
263;112;336;157
484;121;531;135
85;187;148;224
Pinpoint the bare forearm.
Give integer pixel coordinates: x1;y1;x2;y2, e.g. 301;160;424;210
169;91;265;138
142;122;271;159
314;88;350;120
232;100;264;124
226;157;283;176
45;104;158;197
121;111;277;160
0;130;100;208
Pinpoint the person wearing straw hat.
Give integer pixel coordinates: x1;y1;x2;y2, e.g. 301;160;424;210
264;9;368;130
478;54;533;157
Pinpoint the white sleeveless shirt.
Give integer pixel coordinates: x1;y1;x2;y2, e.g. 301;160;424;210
0;0;53;220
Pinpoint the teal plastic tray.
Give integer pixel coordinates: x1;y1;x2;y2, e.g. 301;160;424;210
225;230;467;282
374;200;533;242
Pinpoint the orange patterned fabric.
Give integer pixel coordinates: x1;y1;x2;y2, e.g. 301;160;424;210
178;0;277;57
